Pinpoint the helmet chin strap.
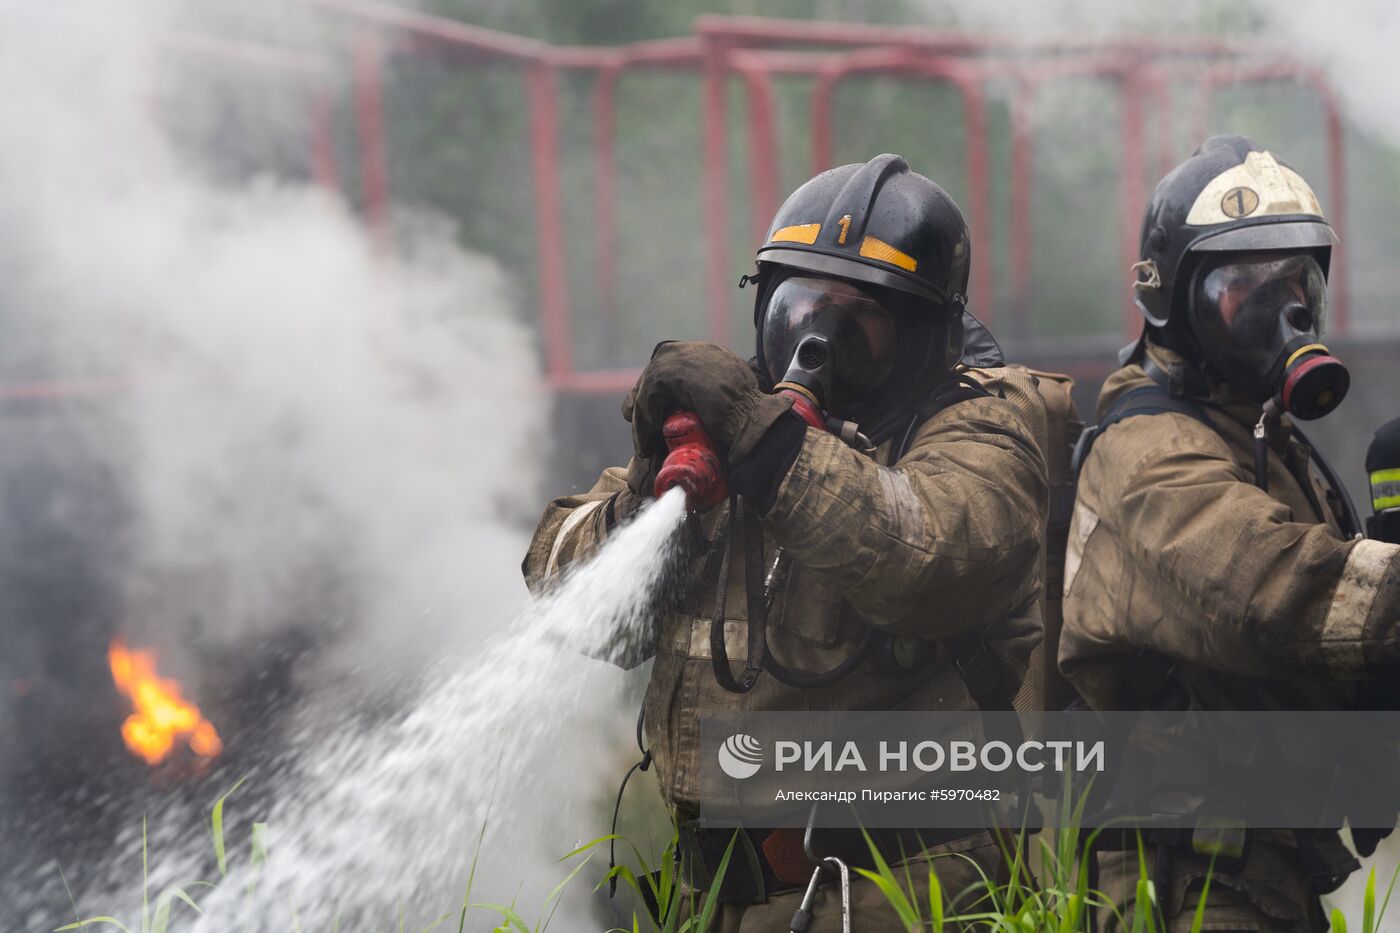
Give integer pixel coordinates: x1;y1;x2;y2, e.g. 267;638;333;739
1140;345;1213;401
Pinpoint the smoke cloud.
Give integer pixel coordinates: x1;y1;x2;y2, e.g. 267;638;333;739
0;1;645;928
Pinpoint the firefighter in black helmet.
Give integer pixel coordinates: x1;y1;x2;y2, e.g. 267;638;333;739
749;150;974;439
523;154;1050;929
1061;135;1400;932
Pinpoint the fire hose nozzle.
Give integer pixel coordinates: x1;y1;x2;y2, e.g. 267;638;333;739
654;410;728;511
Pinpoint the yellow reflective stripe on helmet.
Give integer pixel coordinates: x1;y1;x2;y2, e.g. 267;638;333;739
770;223;821;245
1372;468;1400;511
858;235;918;271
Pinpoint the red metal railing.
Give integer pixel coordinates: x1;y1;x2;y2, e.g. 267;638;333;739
0;2;1353;402
308;3;1348;393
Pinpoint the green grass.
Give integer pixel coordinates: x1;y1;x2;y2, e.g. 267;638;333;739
49;777;592;933
45;780;1400;933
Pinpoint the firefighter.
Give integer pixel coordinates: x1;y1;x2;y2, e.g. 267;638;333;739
1060;135;1400;931
523;154;1049;930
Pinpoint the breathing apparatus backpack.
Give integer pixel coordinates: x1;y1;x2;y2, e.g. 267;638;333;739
1004;365;1083;718
811;358;1084;723
851;356;1083;722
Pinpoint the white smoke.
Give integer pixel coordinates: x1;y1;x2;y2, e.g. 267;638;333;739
920;0;1400;150
190;488;687;930
1258;1;1400;149
0;0;655;929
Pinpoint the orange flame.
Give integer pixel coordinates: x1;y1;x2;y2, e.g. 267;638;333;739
108;639;222;765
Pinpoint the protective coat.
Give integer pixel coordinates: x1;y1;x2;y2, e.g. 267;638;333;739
524;366;1048;819
1061;342;1400;932
1061;343;1400;710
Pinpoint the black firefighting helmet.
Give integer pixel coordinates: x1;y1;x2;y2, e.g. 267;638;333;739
1132;134;1337;330
750;154;973;432
1131;136;1348;417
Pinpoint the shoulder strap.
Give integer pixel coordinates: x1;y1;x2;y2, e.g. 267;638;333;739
1293;425;1365;538
887;374;1019;715
892;373;993;460
1073;385;1363;537
709;499;764;694
904;374;1027;716
1071;385;1215;476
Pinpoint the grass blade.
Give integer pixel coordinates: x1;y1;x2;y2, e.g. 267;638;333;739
1376;849;1400;931
53;918;133;932
539;851;592;932
210;775;248;877
689;831;738;933
857;827;917;925
928;861;944;933
1364;866;1377;933
1186;857;1215;933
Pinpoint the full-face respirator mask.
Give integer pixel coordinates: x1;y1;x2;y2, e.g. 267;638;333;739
1189;252;1348;421
759;275;899;419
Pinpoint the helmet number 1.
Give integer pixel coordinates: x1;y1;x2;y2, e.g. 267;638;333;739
1222;186;1260;219
837;213;852;245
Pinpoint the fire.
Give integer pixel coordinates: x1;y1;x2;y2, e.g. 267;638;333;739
108;639;222;765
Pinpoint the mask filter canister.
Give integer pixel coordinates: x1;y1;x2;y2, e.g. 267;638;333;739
1278;342;1349;421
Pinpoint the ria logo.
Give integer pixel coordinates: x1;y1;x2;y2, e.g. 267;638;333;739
718;733;764;780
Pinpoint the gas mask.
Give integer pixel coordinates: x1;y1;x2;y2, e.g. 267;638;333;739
1189;252;1349;420
758;275;899;417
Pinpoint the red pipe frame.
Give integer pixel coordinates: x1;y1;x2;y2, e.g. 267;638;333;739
352;27;391;244
171;1;1372;390
701;33;735;350
0;1;1354;400
528;62;574;384
809;48;993;323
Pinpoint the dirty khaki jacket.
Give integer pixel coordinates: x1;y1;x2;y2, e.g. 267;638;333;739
523;367;1049;816
1060;343;1400;713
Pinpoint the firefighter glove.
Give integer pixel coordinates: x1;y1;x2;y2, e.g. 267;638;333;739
625;341;794;485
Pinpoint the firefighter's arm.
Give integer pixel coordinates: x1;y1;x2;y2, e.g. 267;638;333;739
520;464;634;594
1091;421;1400;680
751;390;1048;638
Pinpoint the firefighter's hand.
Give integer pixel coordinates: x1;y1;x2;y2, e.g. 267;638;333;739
625;341;793;474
